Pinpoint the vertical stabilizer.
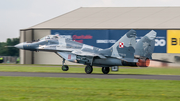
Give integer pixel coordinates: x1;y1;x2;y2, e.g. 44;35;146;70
111;30;137;62
135;30;157;59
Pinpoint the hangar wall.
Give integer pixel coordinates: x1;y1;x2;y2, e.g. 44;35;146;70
20;31;24;64
20;29;180;65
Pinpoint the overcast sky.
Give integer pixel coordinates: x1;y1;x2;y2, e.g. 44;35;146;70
0;0;180;42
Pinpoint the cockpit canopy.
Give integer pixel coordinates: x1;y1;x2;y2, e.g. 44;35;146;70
40;35;59;41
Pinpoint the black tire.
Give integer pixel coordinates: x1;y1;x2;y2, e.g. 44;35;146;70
85;65;93;74
62;65;69;71
102;67;110;74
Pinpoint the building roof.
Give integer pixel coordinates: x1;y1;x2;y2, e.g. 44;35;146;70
30;7;180;29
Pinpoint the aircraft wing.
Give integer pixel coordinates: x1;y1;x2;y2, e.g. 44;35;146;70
72;50;106;59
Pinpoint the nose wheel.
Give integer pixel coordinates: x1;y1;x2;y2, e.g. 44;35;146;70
62;65;69;71
62;58;69;71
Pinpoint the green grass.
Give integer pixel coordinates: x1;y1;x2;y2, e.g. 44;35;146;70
0;77;179;101
0;64;180;75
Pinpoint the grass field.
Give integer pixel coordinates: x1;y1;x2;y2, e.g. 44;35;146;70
0;64;180;75
0;64;180;101
0;76;180;101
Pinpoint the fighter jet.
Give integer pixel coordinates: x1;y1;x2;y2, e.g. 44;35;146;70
14;30;157;74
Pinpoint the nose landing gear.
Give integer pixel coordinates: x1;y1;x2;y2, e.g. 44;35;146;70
62;58;69;71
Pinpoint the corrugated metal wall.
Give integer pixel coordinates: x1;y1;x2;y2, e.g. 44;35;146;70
20;30;32;64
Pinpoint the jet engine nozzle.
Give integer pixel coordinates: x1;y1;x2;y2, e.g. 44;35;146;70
136;59;150;67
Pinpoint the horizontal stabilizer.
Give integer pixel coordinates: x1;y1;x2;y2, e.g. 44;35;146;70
151;59;172;63
135;55;172;63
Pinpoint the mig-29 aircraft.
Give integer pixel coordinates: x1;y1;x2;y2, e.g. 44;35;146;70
14;30;157;74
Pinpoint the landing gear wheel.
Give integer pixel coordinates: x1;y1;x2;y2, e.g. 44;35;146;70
102;67;110;74
85;65;93;74
62;65;69;71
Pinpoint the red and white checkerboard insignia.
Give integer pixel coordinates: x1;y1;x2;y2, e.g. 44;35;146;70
119;42;124;48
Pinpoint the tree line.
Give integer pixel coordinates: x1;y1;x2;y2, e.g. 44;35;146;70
0;38;19;56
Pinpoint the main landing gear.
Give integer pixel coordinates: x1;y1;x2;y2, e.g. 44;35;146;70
61;58;110;74
85;65;110;74
102;67;110;74
62;58;69;71
85;65;93;74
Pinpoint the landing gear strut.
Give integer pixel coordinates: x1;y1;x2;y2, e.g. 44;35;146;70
85;65;93;74
102;67;110;74
62;58;69;71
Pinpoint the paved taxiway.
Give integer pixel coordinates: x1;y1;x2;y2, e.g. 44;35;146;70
0;72;180;80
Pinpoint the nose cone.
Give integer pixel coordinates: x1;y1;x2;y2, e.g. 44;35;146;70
15;43;24;49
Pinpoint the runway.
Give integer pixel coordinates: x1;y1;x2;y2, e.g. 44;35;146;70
0;72;180;80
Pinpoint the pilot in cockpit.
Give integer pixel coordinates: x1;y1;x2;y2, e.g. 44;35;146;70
40;35;59;41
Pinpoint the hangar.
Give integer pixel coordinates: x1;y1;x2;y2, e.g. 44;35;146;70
20;7;180;64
